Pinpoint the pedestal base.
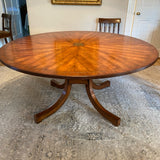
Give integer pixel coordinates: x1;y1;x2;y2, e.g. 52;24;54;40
34;79;120;126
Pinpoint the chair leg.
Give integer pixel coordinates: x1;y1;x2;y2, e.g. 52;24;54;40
10;35;13;41
4;38;8;44
4;35;13;44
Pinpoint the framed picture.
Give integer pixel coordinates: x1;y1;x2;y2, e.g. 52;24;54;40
51;0;102;5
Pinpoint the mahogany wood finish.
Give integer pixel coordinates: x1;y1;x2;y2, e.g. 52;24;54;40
0;31;158;126
99;18;121;34
92;80;110;90
37;79;119;125
0;31;158;79
35;79;72;123
86;79;120;126
51;79;65;89
51;79;110;90
0;13;13;43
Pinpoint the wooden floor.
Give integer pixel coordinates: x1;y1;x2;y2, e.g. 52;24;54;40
0;58;160;66
154;58;160;65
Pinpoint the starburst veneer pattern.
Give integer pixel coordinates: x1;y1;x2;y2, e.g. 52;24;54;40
0;31;158;126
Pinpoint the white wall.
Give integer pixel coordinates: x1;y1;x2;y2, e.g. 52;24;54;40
26;0;129;35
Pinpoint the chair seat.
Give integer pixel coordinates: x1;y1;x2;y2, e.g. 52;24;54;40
0;30;11;38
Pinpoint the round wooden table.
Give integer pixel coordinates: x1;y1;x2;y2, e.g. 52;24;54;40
0;31;158;126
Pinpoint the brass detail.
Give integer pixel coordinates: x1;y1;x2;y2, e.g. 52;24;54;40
73;43;84;46
136;12;141;15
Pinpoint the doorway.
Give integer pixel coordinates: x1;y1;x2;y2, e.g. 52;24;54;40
19;0;29;37
125;0;160;56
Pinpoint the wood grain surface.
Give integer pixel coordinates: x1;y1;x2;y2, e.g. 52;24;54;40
0;31;158;79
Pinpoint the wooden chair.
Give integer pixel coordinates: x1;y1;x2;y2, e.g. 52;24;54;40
0;13;13;43
98;18;121;34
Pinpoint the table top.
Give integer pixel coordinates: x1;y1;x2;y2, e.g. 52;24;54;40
0;31;159;79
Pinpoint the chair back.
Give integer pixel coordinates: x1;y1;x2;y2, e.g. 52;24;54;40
2;13;12;32
0;13;13;43
98;18;121;34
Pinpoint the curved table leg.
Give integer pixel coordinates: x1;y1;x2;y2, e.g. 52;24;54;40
86;79;120;126
51;79;65;89
92;80;110;90
34;79;71;123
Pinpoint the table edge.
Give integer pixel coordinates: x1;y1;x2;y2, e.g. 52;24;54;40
0;57;158;80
